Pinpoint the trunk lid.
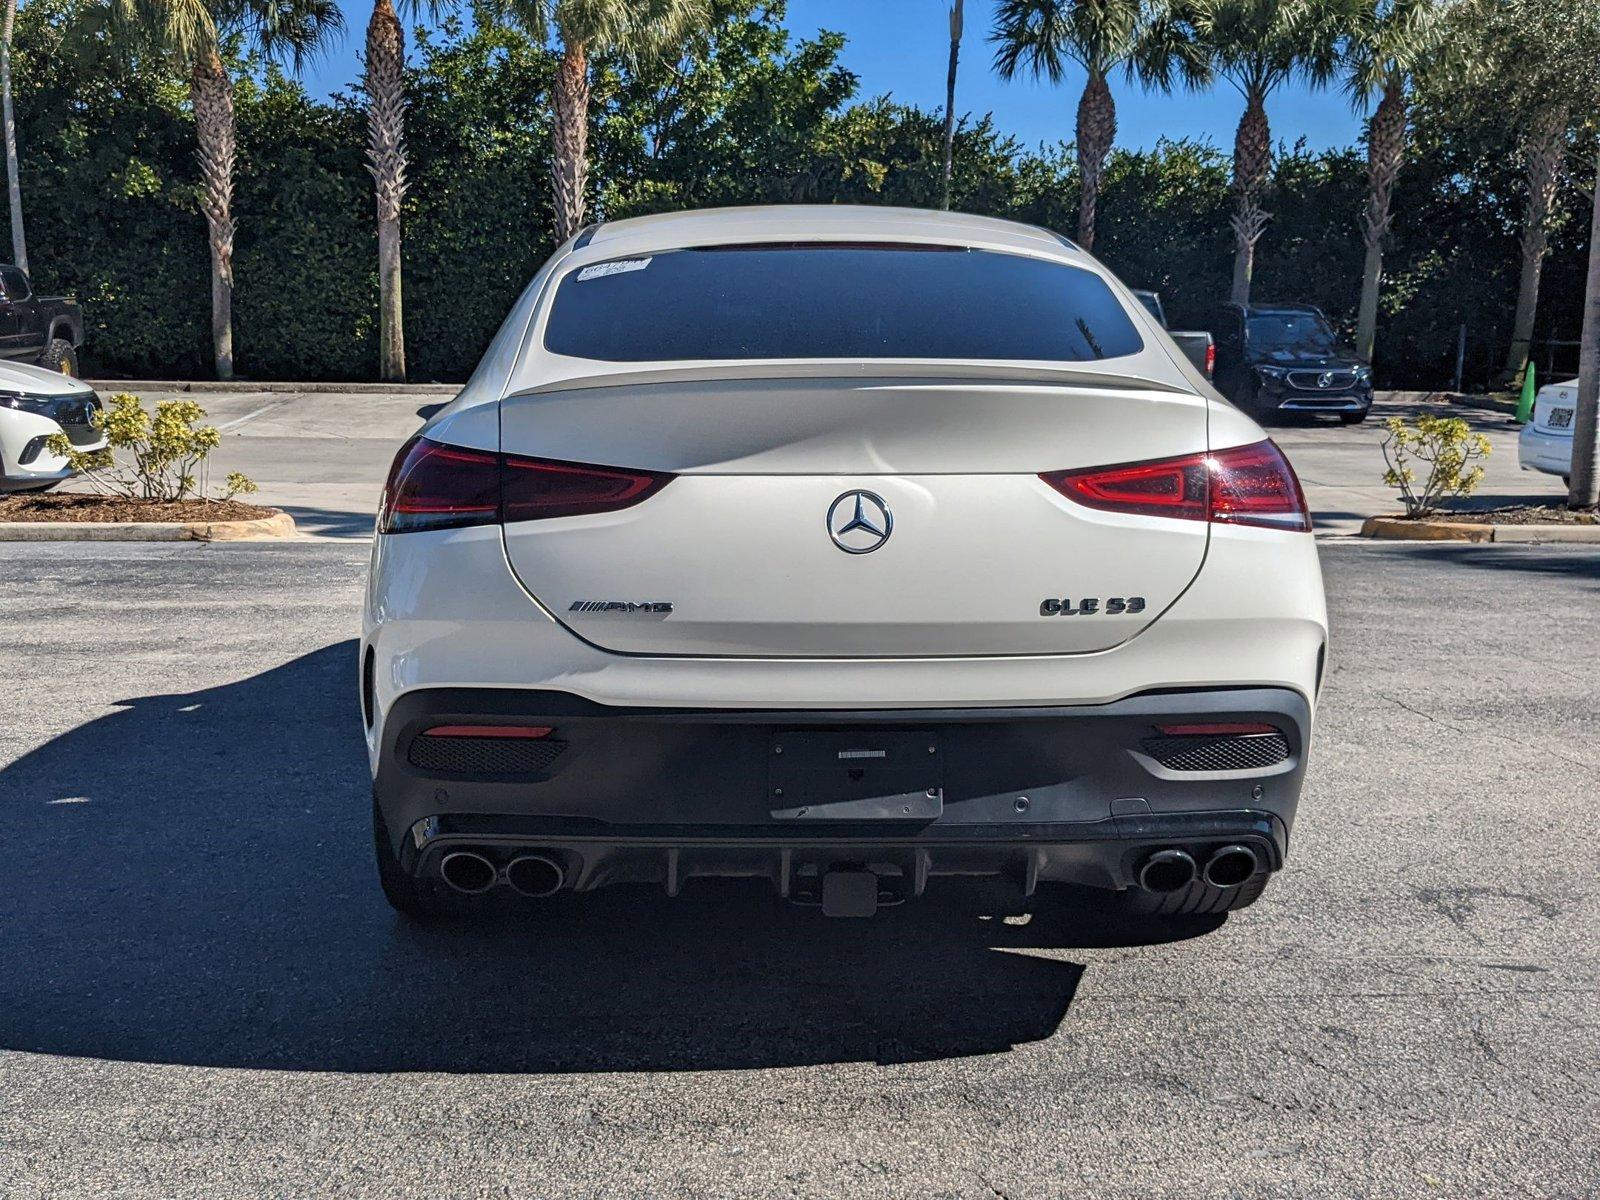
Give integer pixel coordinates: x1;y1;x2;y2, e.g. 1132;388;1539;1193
499;365;1210;658
1532;381;1577;435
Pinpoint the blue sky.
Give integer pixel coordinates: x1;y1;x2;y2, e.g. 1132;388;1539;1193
306;0;1366;153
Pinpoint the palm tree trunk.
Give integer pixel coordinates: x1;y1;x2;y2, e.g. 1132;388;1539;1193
1075;68;1115;252
940;0;962;211
1569;146;1600;509
1503;107;1567;385
1229;88;1271;305
365;0;407;382
1356;77;1406;363
551;38;589;245
2;0;27;274
190;47;235;380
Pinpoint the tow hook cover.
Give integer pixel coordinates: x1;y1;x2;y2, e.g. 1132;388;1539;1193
821;869;880;918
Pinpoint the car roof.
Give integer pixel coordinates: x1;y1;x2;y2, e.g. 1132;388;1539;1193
575;205;1082;262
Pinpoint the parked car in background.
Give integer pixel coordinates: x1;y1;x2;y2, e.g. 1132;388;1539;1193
0;265;85;375
0;358;105;492
363;205;1326;924
1519;377;1577;485
1210;303;1372;424
1131;289;1214;380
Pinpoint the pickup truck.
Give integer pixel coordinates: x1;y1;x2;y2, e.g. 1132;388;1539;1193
1132;289;1214;380
0;264;84;376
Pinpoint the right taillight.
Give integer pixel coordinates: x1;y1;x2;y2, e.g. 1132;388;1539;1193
379;436;673;534
1041;439;1310;533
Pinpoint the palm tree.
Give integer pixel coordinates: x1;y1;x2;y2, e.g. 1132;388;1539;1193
485;0;709;245
1186;0;1346;303
941;0;964;210
1502;105;1567;386
991;0;1206;253
105;0;340;379
3;0;28;273
364;0;405;381
1341;0;1445;362
1573;143;1599;508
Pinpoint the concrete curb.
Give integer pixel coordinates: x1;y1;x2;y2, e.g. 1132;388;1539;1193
86;379;458;396
0;510;298;542
1361;515;1600;543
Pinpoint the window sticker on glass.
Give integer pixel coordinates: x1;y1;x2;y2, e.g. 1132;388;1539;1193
576;258;652;282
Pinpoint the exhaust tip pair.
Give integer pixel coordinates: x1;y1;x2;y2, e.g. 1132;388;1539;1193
439;850;565;898
1137;844;1258;894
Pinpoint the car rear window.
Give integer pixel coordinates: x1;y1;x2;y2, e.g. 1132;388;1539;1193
542;244;1144;363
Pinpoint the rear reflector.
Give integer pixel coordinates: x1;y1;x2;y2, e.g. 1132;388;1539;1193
422;725;554;739
379;436;673;534
1040;440;1310;532
1204;342;1216;378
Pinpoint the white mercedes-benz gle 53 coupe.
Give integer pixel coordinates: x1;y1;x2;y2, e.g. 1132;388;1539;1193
363;205;1327;922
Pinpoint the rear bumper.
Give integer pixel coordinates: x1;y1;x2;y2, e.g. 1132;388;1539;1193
374;685;1310;894
1518;423;1572;477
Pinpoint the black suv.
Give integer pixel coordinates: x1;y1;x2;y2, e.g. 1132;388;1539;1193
1209;303;1371;424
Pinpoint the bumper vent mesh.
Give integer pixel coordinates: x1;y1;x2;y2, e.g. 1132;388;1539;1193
1140;732;1290;772
407;734;567;775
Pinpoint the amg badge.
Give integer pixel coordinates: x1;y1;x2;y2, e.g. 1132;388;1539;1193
1039;596;1146;616
569;600;674;614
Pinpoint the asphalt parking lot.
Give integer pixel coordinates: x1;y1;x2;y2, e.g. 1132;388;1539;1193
1;538;1595;1198
82;383;1568;537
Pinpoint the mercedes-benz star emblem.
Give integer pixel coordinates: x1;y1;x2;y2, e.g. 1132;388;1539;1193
1318;371;1335;389
827;490;893;554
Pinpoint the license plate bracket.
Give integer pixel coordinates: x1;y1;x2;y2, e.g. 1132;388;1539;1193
768;730;942;820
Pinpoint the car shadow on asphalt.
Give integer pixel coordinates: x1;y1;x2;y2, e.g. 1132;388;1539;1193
1379;542;1600;586
0;641;1223;1074
278;506;379;539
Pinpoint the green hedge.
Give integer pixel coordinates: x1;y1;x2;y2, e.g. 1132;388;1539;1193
8;0;1590;386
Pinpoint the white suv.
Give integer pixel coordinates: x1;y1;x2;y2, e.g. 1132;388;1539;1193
362;205;1327;921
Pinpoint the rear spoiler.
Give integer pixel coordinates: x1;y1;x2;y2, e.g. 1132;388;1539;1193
511;359;1194;400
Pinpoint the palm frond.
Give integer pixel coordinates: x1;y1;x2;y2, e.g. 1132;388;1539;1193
990;0;1077;83
101;0;217;62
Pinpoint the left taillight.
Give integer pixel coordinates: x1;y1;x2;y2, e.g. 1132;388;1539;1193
1040;439;1310;533
379;438;500;533
379;436;674;534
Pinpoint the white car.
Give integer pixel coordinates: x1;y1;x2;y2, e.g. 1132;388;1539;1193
1519;378;1577;484
0;358;106;492
363;205;1328;922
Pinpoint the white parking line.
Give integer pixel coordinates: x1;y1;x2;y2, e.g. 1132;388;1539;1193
216;396;295;432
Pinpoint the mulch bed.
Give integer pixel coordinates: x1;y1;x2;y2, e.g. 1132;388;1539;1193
1409;506;1599;526
0;493;280;523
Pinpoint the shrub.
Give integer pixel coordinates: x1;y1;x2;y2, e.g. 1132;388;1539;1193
44;393;258;503
1379;413;1492;517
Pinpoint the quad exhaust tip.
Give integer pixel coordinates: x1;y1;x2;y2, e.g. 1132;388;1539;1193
506;853;566;898
439;850;568;897
440;850;497;895
1137;848;1197;894
1203;844;1259;889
